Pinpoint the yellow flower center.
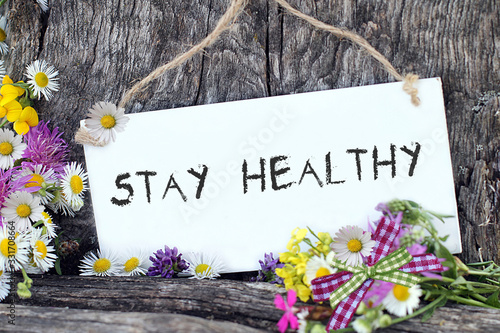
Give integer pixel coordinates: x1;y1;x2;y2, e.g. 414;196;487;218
0;270;3;277
393;284;411;301
42;211;52;224
124;257;139;272
34;72;49;88
1;238;17;257
347;239;362;253
70;175;83;194
35;240;48;259
0;141;13;156
26;173;45;187
100;115;116;129
0;28;6;42
16;204;31;218
93;258;111;273
315;267;331;278
195;264;212;275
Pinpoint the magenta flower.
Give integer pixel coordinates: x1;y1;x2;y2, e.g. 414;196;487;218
21;120;69;174
274;289;299;333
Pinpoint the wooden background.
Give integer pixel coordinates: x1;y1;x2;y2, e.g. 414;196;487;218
1;0;499;331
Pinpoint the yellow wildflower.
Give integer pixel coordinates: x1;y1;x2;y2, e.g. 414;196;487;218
286;227;308;253
10;106;39;135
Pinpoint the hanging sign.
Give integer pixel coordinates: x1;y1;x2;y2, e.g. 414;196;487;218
82;77;461;272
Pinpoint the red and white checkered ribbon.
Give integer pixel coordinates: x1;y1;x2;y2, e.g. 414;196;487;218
311;216;446;331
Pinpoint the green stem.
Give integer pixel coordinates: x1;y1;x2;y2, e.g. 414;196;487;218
21;267;30;282
447;295;498;309
0;0;7;8
0;118;7;128
390;295;447;325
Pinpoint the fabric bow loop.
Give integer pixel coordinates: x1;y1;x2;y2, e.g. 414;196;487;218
328;247;421;309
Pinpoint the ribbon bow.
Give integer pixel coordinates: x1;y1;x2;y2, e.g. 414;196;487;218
311;215;446;331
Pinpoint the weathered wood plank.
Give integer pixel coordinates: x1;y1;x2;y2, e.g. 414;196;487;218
6;275;500;332
0;306;266;333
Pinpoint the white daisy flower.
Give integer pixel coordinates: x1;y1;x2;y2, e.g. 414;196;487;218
29;228;57;273
1;191;45;232
0;16;8;55
25;59;59;100
79;249;120;276
331;226;376;267
47;187;76;217
69;195;84;212
304;254;337;285
382;284;422;317
20;164;57;204
37;0;49;12
297;308;309;333
39;211;58;239
60;162;88;207
0;270;11;301
185;252;224;279
85;102;129;144
0;128;27;170
118;251;149;276
0;227;30;271
0;60;6;80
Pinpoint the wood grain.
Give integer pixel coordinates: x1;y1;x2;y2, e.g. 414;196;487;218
7;275;500;332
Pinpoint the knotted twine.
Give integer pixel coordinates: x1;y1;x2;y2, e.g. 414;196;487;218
76;0;421;145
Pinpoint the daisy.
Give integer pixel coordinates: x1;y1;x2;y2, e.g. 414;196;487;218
47;188;75;217
0;270;10;301
25;59;59;100
37;0;49;12
0;128;27;169
29;228;57;273
85;102;129;144
39;211;58;239
185;252;224;279
304;254;337;285
331;226;376;267
0;227;30;271
19;164;56;204
1;191;44;232
79;249;120;276
60;162;88;207
118;251;149;276
382;284;422;317
296;308;310;333
0;60;5;80
0;16;8;55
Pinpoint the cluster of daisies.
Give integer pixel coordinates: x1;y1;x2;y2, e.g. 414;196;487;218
0;54;89;301
79;246;225;280
0;119;89;301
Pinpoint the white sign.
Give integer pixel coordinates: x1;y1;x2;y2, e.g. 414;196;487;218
83;77;461;272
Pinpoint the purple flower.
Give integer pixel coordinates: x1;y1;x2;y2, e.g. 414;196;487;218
21;121;69;174
147;246;189;278
253;253;284;284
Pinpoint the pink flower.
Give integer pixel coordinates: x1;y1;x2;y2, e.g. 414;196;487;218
274;289;299;333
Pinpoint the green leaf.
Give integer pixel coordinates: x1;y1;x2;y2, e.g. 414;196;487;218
421;306;436;322
435;243;457;279
55;258;62;275
486;290;500;308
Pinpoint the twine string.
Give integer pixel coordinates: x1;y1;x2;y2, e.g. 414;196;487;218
118;0;249;109
79;0;421;146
